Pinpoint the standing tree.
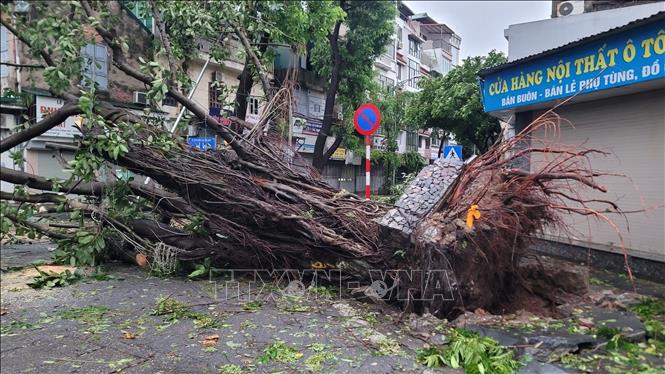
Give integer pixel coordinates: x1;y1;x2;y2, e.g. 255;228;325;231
408;50;507;156
373;88;421;190
310;0;396;171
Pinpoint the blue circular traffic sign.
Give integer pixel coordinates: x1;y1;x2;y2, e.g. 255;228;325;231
354;103;381;136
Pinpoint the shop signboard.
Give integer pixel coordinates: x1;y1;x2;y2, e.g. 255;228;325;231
294;136;315;153
187;137;216;150
209;107;233;126
481;20;665;112
330;147;346;161
36;96;80;138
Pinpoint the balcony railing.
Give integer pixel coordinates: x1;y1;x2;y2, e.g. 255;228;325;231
420;52;436;71
422;39;453;56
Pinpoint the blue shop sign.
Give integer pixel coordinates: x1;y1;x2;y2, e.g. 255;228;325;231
481;19;665;112
187;137;216;151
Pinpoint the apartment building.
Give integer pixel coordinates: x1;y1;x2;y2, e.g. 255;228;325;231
373;2;461;164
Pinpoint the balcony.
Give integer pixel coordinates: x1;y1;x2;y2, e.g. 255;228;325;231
420;52;436;72
375;54;395;71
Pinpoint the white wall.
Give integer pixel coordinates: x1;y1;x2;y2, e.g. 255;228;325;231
504;2;664;61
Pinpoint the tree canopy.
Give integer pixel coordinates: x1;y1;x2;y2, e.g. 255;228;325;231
407;50;507;156
373;89;423;189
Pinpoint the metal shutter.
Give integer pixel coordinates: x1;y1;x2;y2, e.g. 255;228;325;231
532;89;665;261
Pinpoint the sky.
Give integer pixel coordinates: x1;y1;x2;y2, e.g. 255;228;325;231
404;1;552;60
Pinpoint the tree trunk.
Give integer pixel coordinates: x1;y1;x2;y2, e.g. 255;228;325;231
312;19;343;171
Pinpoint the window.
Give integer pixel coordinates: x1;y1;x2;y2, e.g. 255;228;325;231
397;27;403;47
0;26;8;78
81;44;108;90
123;0;154;31
406;131;418;152
209;79;224;110
442;58;452;75
408;59;420;88
431;133;439;149
378;75;395;92
397;64;403;81
248;97;259;115
162;93;177;107
408;38;421;59
384;40;395;60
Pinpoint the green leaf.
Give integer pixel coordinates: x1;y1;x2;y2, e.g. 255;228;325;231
78;234;95;245
188;265;207;279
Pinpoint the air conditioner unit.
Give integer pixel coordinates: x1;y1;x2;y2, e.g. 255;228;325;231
556;1;584;17
397;40;403;50
134;91;148;105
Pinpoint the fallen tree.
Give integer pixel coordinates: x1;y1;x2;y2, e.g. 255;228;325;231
0;1;630;319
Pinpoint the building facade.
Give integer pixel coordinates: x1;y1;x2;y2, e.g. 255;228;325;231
479;8;664;266
373;2;461;165
1;1;461;196
0;1;264;192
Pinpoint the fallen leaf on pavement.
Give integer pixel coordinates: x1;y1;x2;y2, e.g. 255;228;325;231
578;317;594;328
200;334;220;347
121;330;137;339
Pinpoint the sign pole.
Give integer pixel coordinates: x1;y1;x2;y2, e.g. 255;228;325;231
365;135;371;200
353;103;381;201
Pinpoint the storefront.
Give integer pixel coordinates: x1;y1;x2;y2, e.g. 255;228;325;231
479;13;665;265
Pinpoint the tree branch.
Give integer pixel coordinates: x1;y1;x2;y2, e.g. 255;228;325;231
80;0;154;84
80;0;249;159
234;24;272;102
0;191;66;204
0;62;45;69
1;167;108;196
0;17;55;67
0;167;196;215
3;212;72;240
148;0;178;85
0;104;81;153
0;15;77;102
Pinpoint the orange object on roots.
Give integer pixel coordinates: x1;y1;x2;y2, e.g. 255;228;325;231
466;204;481;229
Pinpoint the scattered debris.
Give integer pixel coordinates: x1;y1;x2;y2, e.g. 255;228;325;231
257;341;303;364
150;295;221;328
200;334;219;347
26;265;81;289
416;327;522;373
